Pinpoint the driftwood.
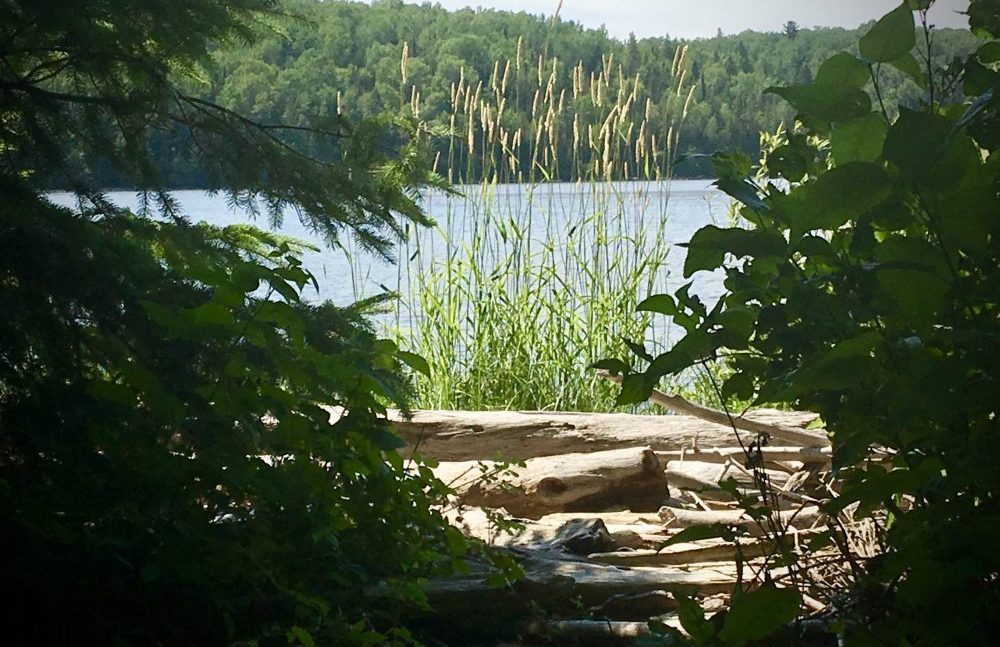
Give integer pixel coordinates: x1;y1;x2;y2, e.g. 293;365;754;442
352;407;822;461
521;619;651;645
448;507;667;552
424;552;737;620
436;447;668;519
659;505;823;535
657;445;832;466
588;530;820;567
597;371;830;448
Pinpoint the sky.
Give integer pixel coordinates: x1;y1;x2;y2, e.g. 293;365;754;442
417;0;970;40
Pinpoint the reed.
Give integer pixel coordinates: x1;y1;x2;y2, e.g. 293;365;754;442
387;44;694;411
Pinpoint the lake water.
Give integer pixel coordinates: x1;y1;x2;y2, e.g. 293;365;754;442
48;180;730;330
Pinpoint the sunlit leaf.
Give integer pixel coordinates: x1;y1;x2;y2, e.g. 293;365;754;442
859;2;916;62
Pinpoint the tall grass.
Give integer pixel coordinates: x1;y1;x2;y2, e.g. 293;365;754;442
390;43;694;411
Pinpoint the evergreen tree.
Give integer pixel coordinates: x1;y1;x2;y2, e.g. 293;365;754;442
0;1;461;643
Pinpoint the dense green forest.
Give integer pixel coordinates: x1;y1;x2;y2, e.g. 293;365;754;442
78;0;979;187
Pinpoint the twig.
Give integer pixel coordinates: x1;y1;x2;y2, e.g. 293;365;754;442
596;370;829;447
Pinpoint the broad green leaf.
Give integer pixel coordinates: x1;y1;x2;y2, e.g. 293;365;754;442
778;162;891;232
715;307;757;350
964;59;1000;96
659;523;737;549
711;151;766;209
719;585;801;645
722;371;755;401
636;294;679;316
815;52;870;89
766;143;809;181
190;301;234;326
288;626;317;647
767;84;871;123
625;339;655;362
978;41;1000;63
860;3;916;63
831;113;888;164
677;595;716;643
590;358;630;376
877;269;950;324
396;350;431;377
616;373;652;406
366;425;407;451
889;52;925;87
682;226;788;277
647;348;695;379
87;380;137;405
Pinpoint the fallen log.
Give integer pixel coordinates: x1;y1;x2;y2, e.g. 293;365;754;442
436;447;668;519
656;445;832;466
597;371;830;448
588;530;821;567
659;505;823;535
448;507;667;552
331;406;821;461
424;553;736;621
521;619;651;645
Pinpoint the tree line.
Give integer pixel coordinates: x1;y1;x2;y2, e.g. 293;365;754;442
52;0;979;187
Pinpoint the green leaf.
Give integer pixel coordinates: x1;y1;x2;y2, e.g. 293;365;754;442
396;350;431;378
682;226;787;277
677;595;716;644
815;52;870;89
659;523;737;549
722;371;755;401
637;294;679;317
777;162;891;233
190;301;234;326
859;2;916;63
831;113;888;164
977;41;1000;64
288;626;317;647
719;585;800;645
616;373;652;406
766;84;871;123
625;339;655;362
366;425;407;451
964;58;1000;97
590;358;630;376
889;52;925;87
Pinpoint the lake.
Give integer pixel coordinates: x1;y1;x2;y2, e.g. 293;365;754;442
47;180;730;332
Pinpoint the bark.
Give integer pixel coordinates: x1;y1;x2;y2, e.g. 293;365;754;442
424;552;737;620
597;371;830;447
436;447;668;519
332;406;822;461
659;505;824;535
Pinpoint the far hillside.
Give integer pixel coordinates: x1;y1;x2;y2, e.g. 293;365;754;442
73;0;981;186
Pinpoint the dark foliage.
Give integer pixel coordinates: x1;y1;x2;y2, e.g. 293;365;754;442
1;0;464;644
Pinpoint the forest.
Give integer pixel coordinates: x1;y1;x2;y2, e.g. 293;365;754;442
54;0;979;187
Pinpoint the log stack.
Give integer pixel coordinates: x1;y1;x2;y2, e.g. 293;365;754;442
333;392;836;644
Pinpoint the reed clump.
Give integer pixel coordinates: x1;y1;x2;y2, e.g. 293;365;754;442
389;42;694;411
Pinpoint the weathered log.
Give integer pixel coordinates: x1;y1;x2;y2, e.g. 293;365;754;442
656;445;832;466
521;619;651;645
590;590;679;620
659;505;823;535
436;447;669;519
588;530;821;567
448;507;667;552
337;406;821;461
424;552;736;621
597;371;830;448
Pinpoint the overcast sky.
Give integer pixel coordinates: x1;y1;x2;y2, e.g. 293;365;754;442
417;1;970;40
